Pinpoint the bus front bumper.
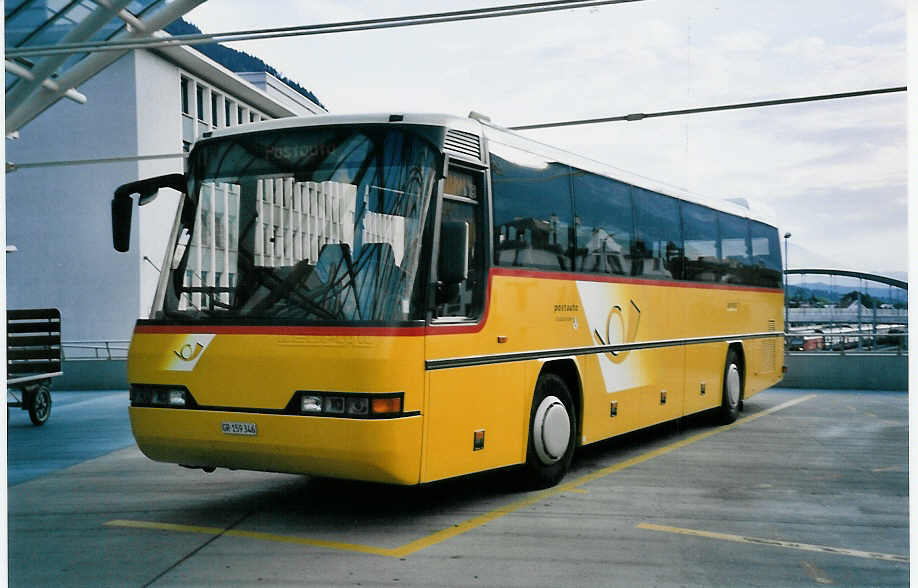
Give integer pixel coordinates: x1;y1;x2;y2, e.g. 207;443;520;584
129;407;423;485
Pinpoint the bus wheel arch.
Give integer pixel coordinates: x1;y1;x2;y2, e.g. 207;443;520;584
719;344;745;424
728;342;747;408
539;359;583;438
522;360;581;488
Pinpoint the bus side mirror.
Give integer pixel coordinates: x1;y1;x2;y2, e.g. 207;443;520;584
438;221;469;285
112;173;185;252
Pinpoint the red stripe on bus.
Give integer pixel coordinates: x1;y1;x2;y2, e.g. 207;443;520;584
133;324;426;336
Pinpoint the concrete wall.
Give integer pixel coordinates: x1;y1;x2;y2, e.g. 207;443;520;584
7;54;142;344
782;353;908;390
134;50;185;318
53;360;128;390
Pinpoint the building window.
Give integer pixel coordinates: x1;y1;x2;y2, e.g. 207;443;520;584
196;86;205;122
181;77;190;115
225;100;232;127
211;93;218;126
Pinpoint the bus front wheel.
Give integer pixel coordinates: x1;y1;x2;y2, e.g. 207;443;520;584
719;349;742;424
523;373;576;488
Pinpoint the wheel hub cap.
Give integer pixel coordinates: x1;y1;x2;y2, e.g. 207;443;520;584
534;396;571;464
726;364;741;407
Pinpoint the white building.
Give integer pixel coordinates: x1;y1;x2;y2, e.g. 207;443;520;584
6;44;324;347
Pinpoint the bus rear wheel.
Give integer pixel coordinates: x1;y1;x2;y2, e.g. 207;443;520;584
719;349;742;425
523;373;576;488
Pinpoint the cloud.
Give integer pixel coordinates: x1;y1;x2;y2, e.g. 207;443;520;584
183;0;907;272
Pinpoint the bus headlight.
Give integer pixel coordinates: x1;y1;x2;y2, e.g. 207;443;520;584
300;395;323;413
324;396;346;414
346;397;369;416
131;385;193;408
167;389;187;407
294;392;404;418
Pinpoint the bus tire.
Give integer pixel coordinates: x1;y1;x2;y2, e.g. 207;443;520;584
28;380;52;426
523;373;576;488
719;349;742;425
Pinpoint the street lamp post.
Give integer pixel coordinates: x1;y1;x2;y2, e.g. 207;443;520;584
783;232;791;332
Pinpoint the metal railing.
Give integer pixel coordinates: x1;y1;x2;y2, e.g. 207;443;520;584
61;340;130;360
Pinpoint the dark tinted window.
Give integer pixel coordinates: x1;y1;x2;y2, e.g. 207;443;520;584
491;143;573;271
435;168;485;319
196;86;205;122
181;77;190;115
571;170;633;275
749;220;782;288
681;202;719;282
718;212;751;285
632;188;682;279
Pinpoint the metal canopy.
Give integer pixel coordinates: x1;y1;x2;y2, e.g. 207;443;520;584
5;0;206;134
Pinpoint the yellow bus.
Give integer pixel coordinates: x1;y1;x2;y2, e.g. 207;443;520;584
112;113;784;488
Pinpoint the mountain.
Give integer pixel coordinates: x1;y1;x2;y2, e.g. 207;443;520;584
164;18;325;109
788;283;907;306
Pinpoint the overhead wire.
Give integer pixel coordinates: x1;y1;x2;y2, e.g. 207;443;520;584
509;86;907;130
6;86;906;171
7;0;647;59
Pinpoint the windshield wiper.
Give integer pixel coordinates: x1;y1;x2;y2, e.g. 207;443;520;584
184;286;235;313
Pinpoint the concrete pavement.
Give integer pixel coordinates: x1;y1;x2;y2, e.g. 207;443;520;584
7;388;909;586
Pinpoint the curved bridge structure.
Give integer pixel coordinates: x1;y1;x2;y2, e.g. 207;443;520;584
785;268;907;290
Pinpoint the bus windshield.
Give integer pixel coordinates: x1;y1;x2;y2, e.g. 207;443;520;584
159;126;440;323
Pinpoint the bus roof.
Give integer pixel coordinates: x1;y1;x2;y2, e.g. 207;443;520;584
201;112;778;227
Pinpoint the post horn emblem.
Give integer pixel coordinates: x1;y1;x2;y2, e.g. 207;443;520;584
593;300;641;364
175;341;205;362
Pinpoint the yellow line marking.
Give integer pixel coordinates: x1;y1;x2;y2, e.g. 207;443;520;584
801;561;833;584
105;520;394;557
566;488;590;494
871;465;905;473
107;394;816;558
636;523;909;564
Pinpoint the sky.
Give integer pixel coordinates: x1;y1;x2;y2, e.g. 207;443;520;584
184;0;907;278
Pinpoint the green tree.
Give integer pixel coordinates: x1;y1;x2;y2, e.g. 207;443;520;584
838;291;876;309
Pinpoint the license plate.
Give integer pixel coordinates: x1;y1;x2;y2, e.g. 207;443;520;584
221;421;257;436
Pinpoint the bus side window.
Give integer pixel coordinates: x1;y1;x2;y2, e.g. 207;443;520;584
632;188;683;280
489;143;574;272
718;212;751;285
571;169;633;275
749;220;783;288
681;201;719;283
435;168;485;319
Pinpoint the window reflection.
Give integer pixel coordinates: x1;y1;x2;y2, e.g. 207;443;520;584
572;170;633;275
632;188;683;280
490;142;573;271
